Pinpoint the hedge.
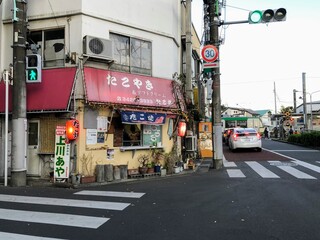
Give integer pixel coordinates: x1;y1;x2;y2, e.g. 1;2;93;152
287;132;320;147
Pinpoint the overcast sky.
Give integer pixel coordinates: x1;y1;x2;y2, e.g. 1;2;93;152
192;0;320;112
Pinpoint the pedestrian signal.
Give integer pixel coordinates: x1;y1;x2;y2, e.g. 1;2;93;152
26;54;42;83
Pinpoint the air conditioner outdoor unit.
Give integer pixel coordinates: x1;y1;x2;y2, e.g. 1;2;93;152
185;136;197;152
83;35;113;60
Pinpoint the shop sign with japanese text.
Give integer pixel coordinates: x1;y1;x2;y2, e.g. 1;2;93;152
84;67;180;109
121;111;166;125
54;126;70;181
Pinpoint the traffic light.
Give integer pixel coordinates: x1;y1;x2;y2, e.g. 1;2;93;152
248;8;287;24
26;54;42;83
66;119;80;141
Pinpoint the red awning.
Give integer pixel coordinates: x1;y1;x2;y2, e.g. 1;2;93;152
0;67;76;113
84;67;185;110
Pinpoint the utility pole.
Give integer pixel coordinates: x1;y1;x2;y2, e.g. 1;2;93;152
11;0;28;186
185;0;193;104
209;0;222;169
273;82;277;114
293;89;297;113
302;72;307;131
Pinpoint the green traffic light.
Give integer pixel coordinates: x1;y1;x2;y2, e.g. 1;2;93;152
248;10;262;24
249;8;287;24
28;69;38;81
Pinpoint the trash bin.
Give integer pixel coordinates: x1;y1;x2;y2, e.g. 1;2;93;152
105;164;114;182
96;165;105;183
113;166;121;180
119;165;128;179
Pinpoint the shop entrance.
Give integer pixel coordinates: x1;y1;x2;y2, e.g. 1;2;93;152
27;121;41;176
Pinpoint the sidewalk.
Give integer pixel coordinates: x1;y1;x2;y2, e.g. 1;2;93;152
1;168;199;189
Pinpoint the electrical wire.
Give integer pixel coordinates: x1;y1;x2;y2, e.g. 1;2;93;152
48;0;60;27
225;4;250;12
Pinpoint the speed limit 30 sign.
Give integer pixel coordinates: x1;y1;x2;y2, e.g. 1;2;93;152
201;45;219;63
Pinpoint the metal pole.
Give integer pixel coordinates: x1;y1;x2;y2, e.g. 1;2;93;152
274;82;277;113
210;0;222;169
4;70;9;186
310;94;313;131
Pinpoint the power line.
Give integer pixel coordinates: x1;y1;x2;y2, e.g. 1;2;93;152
225;4;250;12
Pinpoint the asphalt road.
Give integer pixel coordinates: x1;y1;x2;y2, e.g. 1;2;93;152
1;139;320;240
223;139;292;162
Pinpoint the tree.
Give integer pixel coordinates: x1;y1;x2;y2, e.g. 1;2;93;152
279;105;293;114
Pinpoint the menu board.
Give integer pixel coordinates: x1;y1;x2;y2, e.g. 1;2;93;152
143;125;162;146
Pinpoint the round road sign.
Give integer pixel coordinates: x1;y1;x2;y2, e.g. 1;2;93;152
201;45;219;63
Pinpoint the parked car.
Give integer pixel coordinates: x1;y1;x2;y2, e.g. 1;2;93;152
228;128;262;152
223;128;234;146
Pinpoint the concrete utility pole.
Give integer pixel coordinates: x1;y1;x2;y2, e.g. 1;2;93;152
11;0;28;186
209;0;222;169
293;89;297;113
302;72;307;131
185;0;193;104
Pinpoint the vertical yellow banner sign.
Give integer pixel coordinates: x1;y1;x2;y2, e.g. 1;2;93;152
199;122;213;158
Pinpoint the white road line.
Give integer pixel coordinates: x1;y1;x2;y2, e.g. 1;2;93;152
227;169;246;178
0;231;67;240
274;150;320;152
223;157;237;167
0;208;108;229
245;161;280;178
0;194;130;211
293;160;320;173
269;161;316;179
74;190;145;198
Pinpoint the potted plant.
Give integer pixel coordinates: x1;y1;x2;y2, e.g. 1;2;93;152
163;150;177;175
80;152;96;183
150;148;164;173
137;153;149;174
147;162;155;173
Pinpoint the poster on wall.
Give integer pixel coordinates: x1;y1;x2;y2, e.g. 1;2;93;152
86;129;97;144
97;132;105;143
97;116;109;131
143;125;162;146
107;149;115;160
54;126;70;182
199;122;213;158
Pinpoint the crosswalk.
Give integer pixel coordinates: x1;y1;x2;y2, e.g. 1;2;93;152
224;158;320;180
0;190;145;239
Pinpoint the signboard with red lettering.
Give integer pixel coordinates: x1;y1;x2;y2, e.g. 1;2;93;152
84;67;184;110
54;126;70;181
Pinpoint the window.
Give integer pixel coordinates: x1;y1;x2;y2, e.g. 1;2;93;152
113;120;162;147
27;29;65;68
123;125;141;146
28;122;39;146
110;33;152;75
